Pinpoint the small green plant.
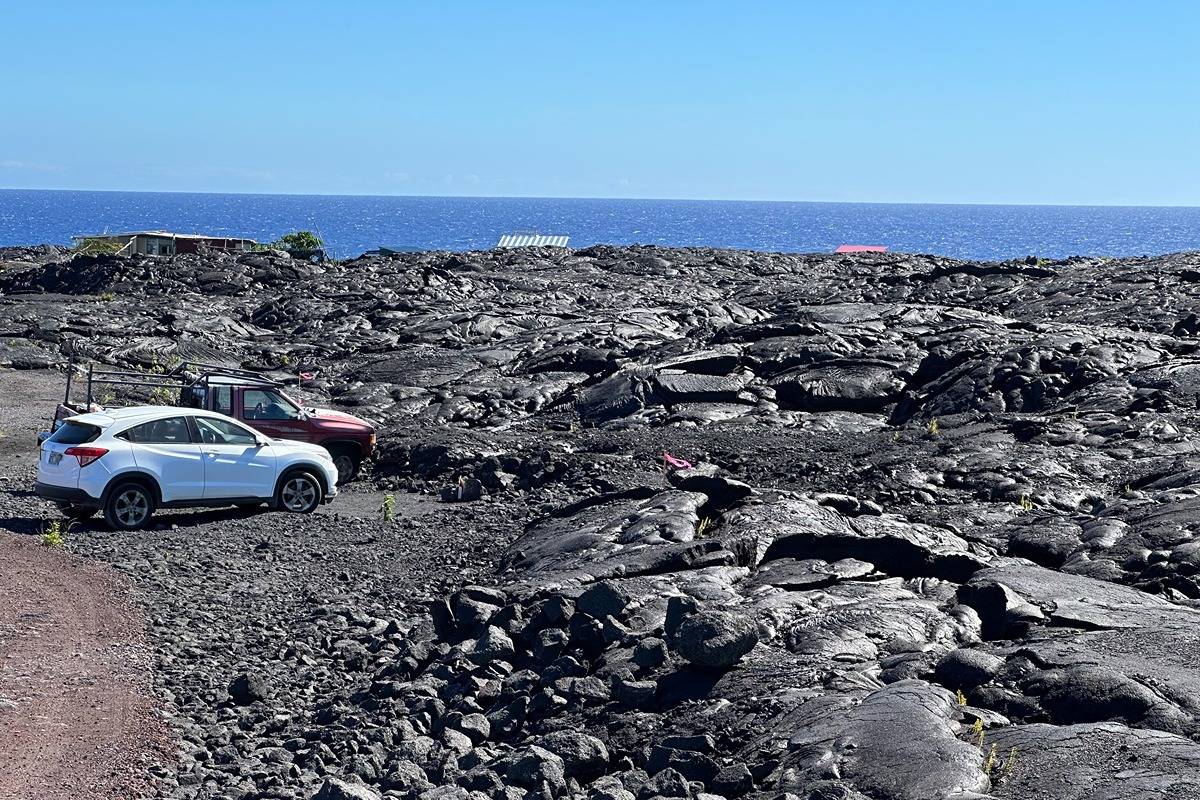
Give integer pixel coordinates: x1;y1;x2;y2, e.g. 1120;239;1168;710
982;742;998;775
279;353;292;367
927;417;940;436
956;688;967;706
1001;746;1018;780
98;291;115;301
1019;495;1035;511
891;430;901;443
149;386;175;405
1123;483;1133;495
696;517;715;538
41;519;64;547
381;494;396;522
972;718;985;747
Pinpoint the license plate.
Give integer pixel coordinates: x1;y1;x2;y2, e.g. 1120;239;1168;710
49;452;62;465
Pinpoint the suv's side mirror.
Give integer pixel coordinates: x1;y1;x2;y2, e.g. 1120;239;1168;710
255;436;270;447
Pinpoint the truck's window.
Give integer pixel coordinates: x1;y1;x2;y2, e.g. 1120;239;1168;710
48;421;101;445
243;389;300;420
213;386;232;415
194;417;258;446
119;417;192;444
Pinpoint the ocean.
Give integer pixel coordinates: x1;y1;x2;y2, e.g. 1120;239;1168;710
2;189;1199;262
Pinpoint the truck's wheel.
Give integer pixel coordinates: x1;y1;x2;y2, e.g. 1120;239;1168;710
277;472;322;514
104;482;156;531
327;447;360;485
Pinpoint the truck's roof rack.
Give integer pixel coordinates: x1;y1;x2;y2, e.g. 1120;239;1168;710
167;361;284;387
60;360;285;414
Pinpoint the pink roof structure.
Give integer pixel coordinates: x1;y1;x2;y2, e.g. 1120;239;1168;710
835;244;888;253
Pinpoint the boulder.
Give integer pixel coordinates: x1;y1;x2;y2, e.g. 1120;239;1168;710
229;672;269;705
469;625;516;665
934;648;1004;690
538;730;610;779
577;581;631;619
667;464;753;510
504;745;567;790
639;767;692;799
670;609;759;669
311;777;383;800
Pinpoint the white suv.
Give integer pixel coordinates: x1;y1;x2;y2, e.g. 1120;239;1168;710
35;406;340;530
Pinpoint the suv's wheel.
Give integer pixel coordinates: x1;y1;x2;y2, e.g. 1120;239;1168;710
104;482;156;531
277;472;322;514
327;447;360;485
55;502;97;521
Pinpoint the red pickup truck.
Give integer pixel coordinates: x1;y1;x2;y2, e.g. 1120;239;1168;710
183;377;375;483
48;362;376;484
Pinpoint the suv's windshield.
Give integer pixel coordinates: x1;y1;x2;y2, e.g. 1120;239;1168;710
49;420;101;445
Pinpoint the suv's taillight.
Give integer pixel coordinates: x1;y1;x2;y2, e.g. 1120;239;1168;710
64;446;108;467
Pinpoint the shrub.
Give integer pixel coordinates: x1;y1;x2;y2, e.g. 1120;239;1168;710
273;231;323;252
381;494;396;522
74;238;124;255
42;519;64;547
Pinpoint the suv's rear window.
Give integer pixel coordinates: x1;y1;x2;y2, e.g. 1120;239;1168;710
49;421;101;445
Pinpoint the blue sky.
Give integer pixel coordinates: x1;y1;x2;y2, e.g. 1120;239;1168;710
2;1;1198;204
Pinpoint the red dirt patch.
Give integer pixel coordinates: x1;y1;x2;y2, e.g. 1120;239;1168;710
0;531;166;800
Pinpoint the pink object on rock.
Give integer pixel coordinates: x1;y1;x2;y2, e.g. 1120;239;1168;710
835;244;888;253
662;451;693;470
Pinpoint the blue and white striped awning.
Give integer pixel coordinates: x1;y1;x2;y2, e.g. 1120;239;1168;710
496;233;570;248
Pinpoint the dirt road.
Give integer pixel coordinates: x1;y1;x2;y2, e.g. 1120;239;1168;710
0;531;164;799
0;368;164;799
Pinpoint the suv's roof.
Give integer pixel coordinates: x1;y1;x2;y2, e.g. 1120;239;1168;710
68;405;233;428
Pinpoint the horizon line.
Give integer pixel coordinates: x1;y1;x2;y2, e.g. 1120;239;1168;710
3;186;1200;211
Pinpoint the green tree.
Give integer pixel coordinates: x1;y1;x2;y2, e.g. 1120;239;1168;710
274;231;323;252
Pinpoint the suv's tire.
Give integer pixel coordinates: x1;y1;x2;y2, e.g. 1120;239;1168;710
277;471;322;514
327;447;360;485
104;482;156;531
55;502;97;521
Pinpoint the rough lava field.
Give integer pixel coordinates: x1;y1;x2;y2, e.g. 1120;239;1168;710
6;242;1200;799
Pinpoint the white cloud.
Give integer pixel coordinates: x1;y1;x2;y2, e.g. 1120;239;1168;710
0;159;64;172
